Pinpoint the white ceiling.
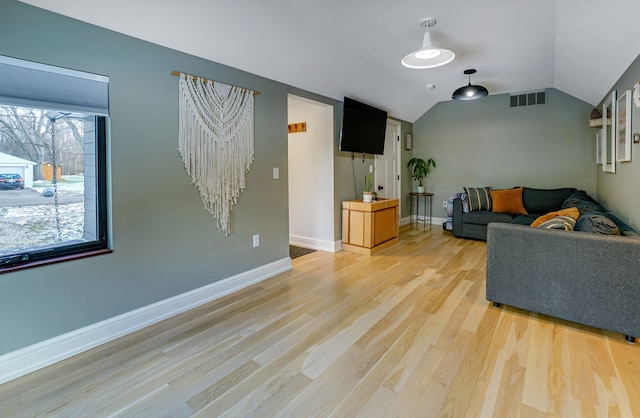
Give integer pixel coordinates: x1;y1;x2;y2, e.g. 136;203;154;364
20;0;640;122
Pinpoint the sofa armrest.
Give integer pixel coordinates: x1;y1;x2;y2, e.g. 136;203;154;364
452;198;464;236
486;222;640;338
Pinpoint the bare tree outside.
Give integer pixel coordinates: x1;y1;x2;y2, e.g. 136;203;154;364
0;106;84;178
0;106;86;254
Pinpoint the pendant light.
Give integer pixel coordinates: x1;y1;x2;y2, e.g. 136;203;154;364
452;69;489;100
401;18;455;69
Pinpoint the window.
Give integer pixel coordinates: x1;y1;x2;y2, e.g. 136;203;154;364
0;56;110;271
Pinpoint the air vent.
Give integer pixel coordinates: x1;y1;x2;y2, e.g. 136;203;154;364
509;90;546;108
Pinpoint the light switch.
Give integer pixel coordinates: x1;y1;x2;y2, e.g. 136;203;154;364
273;167;279;179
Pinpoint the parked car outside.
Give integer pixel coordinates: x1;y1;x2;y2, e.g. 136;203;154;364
0;173;25;189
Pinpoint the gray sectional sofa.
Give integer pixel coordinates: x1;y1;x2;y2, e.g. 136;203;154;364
486;222;640;342
451;187;640;342
452;187;578;240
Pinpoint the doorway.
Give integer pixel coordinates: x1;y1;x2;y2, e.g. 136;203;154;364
287;95;335;252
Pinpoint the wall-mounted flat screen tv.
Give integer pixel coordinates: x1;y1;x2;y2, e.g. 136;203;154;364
339;97;388;155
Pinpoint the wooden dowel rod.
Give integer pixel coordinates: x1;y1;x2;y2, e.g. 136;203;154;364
171;71;259;95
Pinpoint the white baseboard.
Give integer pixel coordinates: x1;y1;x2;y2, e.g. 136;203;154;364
408;215;446;226
0;257;292;385
432;216;446;226
289;234;340;253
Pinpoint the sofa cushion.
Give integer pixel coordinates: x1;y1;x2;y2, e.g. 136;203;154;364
530;207;580;227
572;200;606;215
604;212;639;237
575;211;621;235
561;191;605;214
490;187;527;215
536;216;576;230
464;186;492;211
511;214;540;225
462;210;513;226
522;187;577;214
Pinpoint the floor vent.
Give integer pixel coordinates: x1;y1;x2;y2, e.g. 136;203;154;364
510;90;546;107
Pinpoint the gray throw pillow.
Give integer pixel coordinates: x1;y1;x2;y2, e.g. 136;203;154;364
575;212;621;235
463;186;491;211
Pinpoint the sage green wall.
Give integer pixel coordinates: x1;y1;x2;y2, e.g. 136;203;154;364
412;88;595;220
595;54;640;230
0;1;344;355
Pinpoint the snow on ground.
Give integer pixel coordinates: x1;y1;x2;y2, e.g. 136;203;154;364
0;177;86;254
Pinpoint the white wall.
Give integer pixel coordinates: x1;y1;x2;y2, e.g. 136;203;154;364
287;95;336;251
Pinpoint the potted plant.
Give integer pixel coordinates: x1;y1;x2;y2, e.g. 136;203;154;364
407;157;436;193
363;170;375;202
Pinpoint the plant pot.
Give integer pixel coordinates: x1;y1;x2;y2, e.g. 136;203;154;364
417;186;425;193
363;191;374;202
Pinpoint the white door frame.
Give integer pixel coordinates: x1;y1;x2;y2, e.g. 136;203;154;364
376;119;402;215
287;94;336;252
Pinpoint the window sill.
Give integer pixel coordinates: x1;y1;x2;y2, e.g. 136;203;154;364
0;248;112;274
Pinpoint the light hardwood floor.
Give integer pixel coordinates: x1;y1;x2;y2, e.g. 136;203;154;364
1;227;639;417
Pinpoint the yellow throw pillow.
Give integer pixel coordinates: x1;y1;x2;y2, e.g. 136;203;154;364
490;187;527;215
530;207;580;227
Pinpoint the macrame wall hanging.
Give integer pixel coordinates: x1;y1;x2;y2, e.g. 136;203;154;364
175;71;258;236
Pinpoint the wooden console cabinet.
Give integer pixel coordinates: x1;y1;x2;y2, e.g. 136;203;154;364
342;198;399;255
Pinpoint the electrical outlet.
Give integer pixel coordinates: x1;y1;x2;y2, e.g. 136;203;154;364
442;201;448;208
252;234;260;248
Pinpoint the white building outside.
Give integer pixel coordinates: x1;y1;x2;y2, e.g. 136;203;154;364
0;151;35;188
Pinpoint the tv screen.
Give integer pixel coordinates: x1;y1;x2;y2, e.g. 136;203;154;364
339;97;388;155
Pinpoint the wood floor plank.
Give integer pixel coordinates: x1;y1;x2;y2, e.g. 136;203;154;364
185;360;261;412
438;303;502;417
477;307;526;417
383;344;448;417
608;338;640;416
0;228;638;417
493;351;527;418
241;372;312;418
354;385;397;418
213;368;312;418
111;384;192;418
569;328;600;404
301;274;425;380
274;343;388;417
522;315;552;412
380;311;435;393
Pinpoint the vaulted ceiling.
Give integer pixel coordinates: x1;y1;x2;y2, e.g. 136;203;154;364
20;0;640;122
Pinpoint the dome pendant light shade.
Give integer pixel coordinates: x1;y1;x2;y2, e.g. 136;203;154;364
401;18;455;69
452;69;489;100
